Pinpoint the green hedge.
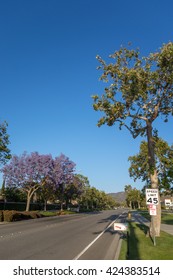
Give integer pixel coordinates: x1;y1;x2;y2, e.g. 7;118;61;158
0;202;60;211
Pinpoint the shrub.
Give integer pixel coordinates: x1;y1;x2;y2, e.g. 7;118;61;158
12;211;30;221
3;210;43;222
3;210;16;222
57;210;64;216
0;210;4;222
1;210;49;222
28;211;43;219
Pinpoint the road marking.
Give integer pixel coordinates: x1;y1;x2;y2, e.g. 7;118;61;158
73;213;124;260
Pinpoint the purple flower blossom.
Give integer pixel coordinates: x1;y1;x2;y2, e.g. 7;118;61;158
2;151;76;211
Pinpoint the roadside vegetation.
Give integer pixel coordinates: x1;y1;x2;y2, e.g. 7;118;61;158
93;42;173;237
0;209;78;223
0;169;118;222
0;150;118;216
119;211;173;260
119;221;173;260
0;43;173;232
139;210;173;225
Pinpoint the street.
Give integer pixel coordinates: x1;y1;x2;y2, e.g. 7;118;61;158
0;209;127;260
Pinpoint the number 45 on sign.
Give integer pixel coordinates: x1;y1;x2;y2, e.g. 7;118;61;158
146;188;159;205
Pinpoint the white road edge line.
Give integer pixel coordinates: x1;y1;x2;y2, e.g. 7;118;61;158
73;212;125;260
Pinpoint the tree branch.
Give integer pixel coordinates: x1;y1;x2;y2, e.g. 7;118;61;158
116;119;147;138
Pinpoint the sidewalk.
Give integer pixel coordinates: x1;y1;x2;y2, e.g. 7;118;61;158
131;211;173;236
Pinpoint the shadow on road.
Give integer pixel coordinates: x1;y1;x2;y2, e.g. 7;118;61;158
97;214;118;224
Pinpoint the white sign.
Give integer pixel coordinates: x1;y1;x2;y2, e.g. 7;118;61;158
114;223;128;231
146;188;159;205
165;199;171;206
149;204;157;216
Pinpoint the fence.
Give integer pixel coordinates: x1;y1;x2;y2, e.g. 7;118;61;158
0;201;60;211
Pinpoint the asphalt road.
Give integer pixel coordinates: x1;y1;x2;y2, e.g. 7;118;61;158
0;209;128;260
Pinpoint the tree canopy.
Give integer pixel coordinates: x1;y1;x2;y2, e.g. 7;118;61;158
128;138;173;194
124;184;142;209
2;152;76;211
92;42;173;236
0;121;11;166
93;42;173;136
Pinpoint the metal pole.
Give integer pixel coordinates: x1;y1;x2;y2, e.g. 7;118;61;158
126;231;129;258
153;235;156;246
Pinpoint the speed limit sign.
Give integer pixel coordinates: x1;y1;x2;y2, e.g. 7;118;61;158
146;188;159;205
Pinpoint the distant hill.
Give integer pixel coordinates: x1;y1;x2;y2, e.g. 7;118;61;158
108;192;127;203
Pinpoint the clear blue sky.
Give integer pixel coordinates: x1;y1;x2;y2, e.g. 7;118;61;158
0;0;172;193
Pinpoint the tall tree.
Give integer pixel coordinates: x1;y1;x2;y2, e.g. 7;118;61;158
92;42;173;236
52;154;76;210
124;184;132;208
125;187;142;209
52;154;76;187
2;152;76;211
2;152;53;211
129;138;173;194
37;180;55;211
0;121;11;166
64;175;84;208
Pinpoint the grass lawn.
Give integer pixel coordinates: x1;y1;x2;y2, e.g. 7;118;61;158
139;210;173;225
161;212;173;225
40;210;77;217
119;222;173;260
39;211;57;217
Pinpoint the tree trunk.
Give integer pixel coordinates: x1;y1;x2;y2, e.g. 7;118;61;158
26;191;32;211
25;186;39;212
129;201;132;208
146;122;161;237
44;199;47;211
60;202;63;211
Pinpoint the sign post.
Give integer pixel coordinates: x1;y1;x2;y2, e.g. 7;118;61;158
149;204;157;216
146;188;159;205
146;188;159;246
114;223;129;257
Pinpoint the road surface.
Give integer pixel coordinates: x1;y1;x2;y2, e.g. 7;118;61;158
0;209;128;260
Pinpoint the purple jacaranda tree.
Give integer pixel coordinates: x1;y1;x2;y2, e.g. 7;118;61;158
52;153;76;210
2;152;53;211
2;152;77;211
39;153;76;210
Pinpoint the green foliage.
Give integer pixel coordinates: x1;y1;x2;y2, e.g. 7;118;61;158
39;211;58;217
161;213;173;225
93;43;173;138
92;43;173;217
0;121;11;166
119;222;173;260
140;211;173;225
79;186;117;210
36;183;55;211
62;174;84;208
1;179;5;195
124;185;142;208
3;186;27;202
128;137;173;193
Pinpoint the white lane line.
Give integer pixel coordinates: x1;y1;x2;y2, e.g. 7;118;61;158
73;213;124;260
